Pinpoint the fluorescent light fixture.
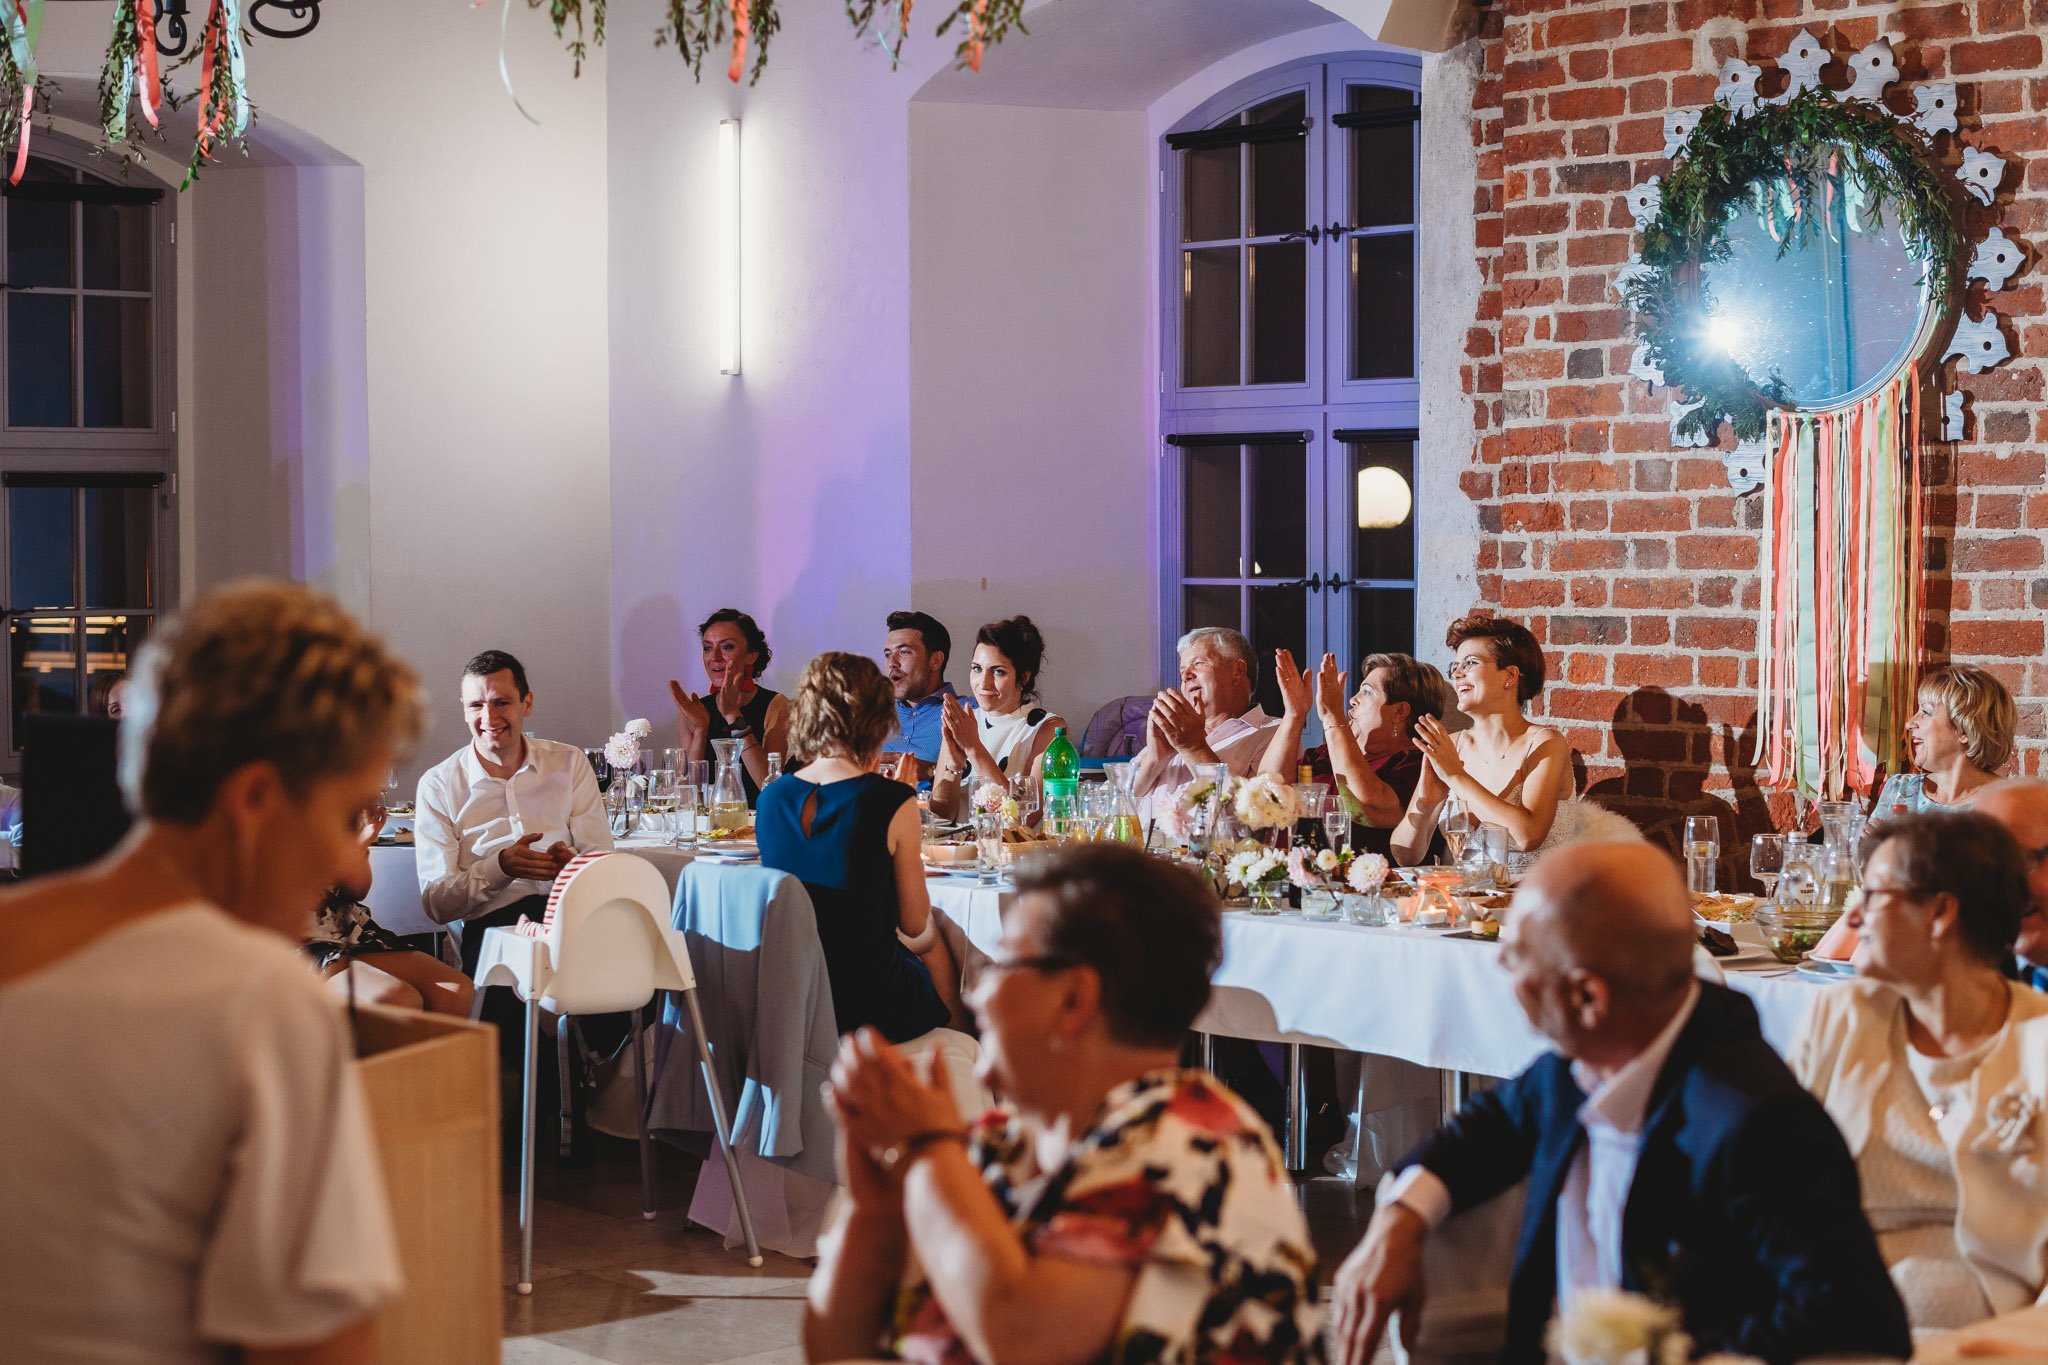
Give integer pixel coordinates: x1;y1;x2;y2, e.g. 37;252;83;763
1357;466;1413;530
718;118;741;376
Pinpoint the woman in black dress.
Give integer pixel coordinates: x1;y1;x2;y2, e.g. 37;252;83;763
669;608;791;803
756;651;959;1040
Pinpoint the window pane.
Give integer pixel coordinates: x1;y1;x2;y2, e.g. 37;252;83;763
1249;585;1306;718
1247;91;1306;127
83;486;155;607
1248;443;1306;581
1183;584;1239;634
1351;587;1416;660
8;293;76;426
1350;232;1415;380
13;615;79;732
1182;247;1240;388
1347;85;1413;115
81;296;152;427
85;613;148;716
1182;145;1239;243
1351;442;1417;581
1183;447;1241;579
1248;243;1306;385
1248;134;1304;238
1350;122;1415;230
10;485;75;610
5;196;73;288
82;200;152;291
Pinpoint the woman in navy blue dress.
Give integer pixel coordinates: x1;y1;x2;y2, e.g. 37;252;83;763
756;652;959;1041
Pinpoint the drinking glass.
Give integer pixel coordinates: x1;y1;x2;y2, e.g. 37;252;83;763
973;813;1004;885
1010;773;1041;827
672;782;703;848
1440;797;1476;863
1323;808;1350;856
1749;832;1786;900
645;769;680;841
765;752;785;784
584;748;613;794
1683;815;1720;895
661;747;687;775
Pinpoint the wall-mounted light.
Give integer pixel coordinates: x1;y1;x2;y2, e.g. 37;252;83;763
1357;466;1413;529
718;118;742;376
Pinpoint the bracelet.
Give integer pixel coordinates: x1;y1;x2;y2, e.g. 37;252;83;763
727;722;754;739
878;1128;968;1172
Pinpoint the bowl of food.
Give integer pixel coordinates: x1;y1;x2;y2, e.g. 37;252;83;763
1753;902;1841;964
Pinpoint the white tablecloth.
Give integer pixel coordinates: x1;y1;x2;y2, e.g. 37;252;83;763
364;832;699;938
927;880;1830;1077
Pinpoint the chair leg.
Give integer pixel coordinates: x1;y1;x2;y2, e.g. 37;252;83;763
682;984;764;1267
556;1017;574;1159
518;994;540;1295
632;1012;657;1221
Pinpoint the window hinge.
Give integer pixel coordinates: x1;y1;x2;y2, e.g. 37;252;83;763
1157;369;1165;393
169;222;176;245
168;472;179;497
170;409;177;433
1159;169;1165;192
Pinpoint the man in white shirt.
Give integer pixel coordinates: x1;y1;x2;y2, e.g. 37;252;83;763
1974;779;2048;992
1129;627;1285;816
1329;842;1909;1365
416;650;612;972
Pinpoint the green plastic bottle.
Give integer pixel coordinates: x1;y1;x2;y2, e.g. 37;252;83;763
1041;727;1080;827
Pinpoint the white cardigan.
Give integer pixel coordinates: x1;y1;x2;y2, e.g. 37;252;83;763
1791;979;2048;1316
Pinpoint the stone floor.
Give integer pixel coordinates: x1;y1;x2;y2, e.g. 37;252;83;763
499;1136;1379;1364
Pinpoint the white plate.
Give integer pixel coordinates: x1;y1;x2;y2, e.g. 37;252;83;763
1796;959;1854;982
698;839;758;858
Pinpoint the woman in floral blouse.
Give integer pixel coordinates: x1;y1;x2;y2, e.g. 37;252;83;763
805;843;1321;1365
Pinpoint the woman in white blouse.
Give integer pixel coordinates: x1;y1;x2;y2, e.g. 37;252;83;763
1867;664;2016;823
1792;810;2048;1335
931;615;1066;820
0;582;421;1364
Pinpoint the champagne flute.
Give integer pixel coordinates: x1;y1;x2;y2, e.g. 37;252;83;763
1683;815;1721;895
1440;796;1475;863
1749;832;1786;901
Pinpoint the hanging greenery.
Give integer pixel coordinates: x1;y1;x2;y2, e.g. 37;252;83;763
1624;87;1963;442
524;0;1033;89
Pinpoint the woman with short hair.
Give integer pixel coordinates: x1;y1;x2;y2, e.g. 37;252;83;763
758;652;959;1039
670;607;792;802
806;843;1320;1365
0;581;423;1364
1792;810;2048;1333
1391;612;1579;861
1870;665;2017;821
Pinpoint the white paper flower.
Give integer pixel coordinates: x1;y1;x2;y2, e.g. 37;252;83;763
1547;1289;1687;1365
1347;852;1390;894
625;717;654;740
604;732;641;771
1233;773;1304;831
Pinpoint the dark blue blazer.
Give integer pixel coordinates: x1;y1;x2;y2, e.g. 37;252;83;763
1405;983;1911;1365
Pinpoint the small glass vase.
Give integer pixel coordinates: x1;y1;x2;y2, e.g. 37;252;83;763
1247;881;1285;915
1299;887;1340;922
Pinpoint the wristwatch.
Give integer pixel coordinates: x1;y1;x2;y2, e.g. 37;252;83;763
877;1128;968;1172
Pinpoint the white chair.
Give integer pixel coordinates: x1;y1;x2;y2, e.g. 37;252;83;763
472;853;762;1293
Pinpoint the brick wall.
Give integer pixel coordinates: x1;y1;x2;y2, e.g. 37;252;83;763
1458;0;2047;864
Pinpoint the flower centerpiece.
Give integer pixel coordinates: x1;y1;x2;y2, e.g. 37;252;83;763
1158;775;1229;851
625;716;655;741
1233;772;1305;837
1546;1289;1696;1365
1224;843;1290;914
972;780;1022;827
1285;846;1391;921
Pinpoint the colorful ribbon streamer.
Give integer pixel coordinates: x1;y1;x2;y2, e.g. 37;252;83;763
1754;370;1924;802
3;0;43;186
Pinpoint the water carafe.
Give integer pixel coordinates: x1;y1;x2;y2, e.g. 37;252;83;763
1104;760;1144;846
709;738;749;831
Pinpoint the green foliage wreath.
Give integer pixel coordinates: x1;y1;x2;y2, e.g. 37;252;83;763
1624;87;1962;442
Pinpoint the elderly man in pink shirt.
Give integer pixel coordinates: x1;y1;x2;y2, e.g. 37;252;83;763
1130;627;1288;818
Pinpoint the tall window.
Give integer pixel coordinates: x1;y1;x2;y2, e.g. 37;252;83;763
1;149;176;764
1161;54;1420;718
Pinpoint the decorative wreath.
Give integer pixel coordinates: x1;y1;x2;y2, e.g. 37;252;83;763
1624;88;1960;442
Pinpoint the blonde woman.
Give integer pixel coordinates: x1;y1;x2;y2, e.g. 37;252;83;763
0;581;421;1364
1871;665;2016;820
758;652;961;1037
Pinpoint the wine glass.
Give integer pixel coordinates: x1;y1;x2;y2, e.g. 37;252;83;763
645;768;680;841
584;747;612;794
1749;832;1786;900
1323;808;1350;857
1440;797;1475;863
1683;816;1721;895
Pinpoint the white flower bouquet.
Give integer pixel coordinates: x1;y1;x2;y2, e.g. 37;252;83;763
1232;772;1304;832
1546;1289;1692;1365
1225;845;1287;896
1159;777;1227;847
624;717;654;740
604;731;642;772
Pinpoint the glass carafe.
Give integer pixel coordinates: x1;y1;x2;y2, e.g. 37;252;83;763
1816;801;1862;909
1104;761;1144;846
708;738;749;832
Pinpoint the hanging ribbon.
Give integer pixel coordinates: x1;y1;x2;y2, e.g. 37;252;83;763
1755;370;1925;802
726;0;749;83
136;0;160;128
2;0;43;186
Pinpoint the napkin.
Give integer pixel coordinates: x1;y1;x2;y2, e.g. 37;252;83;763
1810;915;1858;963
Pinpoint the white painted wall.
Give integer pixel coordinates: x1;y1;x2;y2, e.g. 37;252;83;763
36;0;616;779
908;102;1154;731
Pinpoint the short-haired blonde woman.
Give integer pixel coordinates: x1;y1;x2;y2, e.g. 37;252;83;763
1392;612;1576;861
0;581;423;1364
759;652;960;1039
1871;665;2017;820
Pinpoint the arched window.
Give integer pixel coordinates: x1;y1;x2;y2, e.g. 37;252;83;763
1;146;176;763
1161;53;1420;717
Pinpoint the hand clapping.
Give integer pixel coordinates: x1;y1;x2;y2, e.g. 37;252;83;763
1313;653;1350;723
1273;649;1312;720
825;1028;965;1172
669;680;710;741
498;831;572;881
1151;689;1207;754
1412;714;1465;781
